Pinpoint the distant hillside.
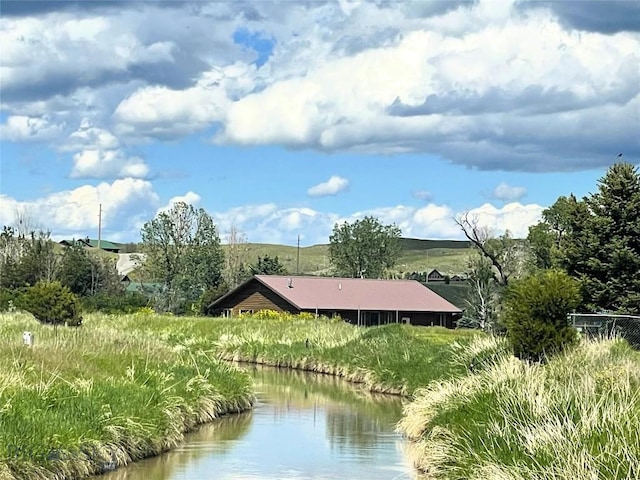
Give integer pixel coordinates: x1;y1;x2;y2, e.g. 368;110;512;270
104;238;473;277
399;238;471;250
230;238;473;277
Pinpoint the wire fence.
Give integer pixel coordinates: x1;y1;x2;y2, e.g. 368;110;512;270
569;313;640;349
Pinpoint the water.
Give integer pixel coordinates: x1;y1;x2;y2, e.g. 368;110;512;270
98;366;424;480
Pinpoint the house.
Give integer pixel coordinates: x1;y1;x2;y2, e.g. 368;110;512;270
59;238;121;253
208;275;463;328
84;238;121;253
426;269;446;282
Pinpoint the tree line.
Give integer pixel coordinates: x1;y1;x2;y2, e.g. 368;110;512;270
2;161;636;338
457;161;639;359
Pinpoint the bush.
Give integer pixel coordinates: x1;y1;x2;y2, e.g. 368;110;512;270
80;292;149;314
502;269;580;362
18;281;82;326
198;282;230;316
0;288;19;312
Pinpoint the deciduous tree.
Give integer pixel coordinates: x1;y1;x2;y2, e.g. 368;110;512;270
454;213;528;286
141;202;224;312
461;254;500;331
223;224;249;288
328;216;402;278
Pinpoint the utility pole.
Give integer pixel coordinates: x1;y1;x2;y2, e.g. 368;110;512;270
296;234;300;275
98;203;102;250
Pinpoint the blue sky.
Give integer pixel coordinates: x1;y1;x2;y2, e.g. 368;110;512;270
1;0;638;246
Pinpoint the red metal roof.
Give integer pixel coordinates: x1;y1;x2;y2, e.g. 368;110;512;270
254;275;462;313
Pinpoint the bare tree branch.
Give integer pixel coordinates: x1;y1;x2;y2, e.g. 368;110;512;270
454;212;511;286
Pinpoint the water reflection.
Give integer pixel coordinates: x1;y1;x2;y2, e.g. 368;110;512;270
98;365;423;480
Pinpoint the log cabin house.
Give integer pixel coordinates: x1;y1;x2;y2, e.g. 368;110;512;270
208;275;463;328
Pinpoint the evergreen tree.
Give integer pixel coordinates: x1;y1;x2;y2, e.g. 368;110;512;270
503;269;580;363
579;163;640;313
250;255;287;276
527;162;639;314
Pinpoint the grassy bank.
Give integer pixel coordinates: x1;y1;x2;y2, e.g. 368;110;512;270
0;313;254;480
398;336;640;480
120;313;480;396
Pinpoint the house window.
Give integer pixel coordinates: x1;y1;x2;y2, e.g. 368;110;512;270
239;309;254;316
223;308;233;318
402;317;410;325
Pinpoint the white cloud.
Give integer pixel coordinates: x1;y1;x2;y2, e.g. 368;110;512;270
210;200;543;245
156;192;202;215
0;14;176;100
412;190;433;201
307;176;349;197
466;202;544;238
492;182;527;202
113;63;254;140
0;181;544;246
71;150;149;179
63;120;150;179
0;115;64;142
2;1;637;171
63;120;119;151
0;179;160;241
211;3;639;170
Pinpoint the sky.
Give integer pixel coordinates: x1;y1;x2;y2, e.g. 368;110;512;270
0;0;638;246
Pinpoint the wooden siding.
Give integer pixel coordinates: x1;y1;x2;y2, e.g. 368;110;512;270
212;278;298;316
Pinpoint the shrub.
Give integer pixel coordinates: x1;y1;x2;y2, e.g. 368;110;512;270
18;281;82;326
502;269;580;362
80;292;149;314
0;288;19;312
198;282;230;315
254;309;289;320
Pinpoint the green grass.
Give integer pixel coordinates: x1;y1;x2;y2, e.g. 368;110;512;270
121;315;480;396
398;336;640;480
0;311;480;479
0;313;253;479
3;311;637;480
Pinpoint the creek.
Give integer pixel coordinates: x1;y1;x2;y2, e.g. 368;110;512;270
98;365;424;480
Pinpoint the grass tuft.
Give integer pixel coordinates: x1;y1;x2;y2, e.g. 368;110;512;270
0;313;253;479
398;336;640;479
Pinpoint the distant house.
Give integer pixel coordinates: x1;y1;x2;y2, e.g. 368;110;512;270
208;275;463;328
59;239;87;248
84;238;121;253
59;238;121;253
426;269;446;282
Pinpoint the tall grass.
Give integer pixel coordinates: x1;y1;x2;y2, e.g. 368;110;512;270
116;314;480;396
79;313;479;395
0;313;253;480
398;336;640;479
